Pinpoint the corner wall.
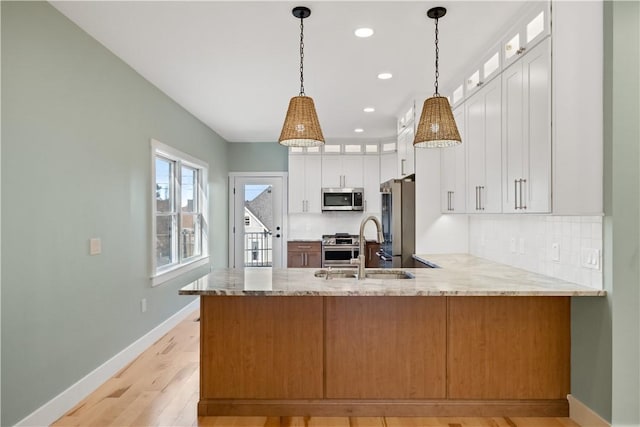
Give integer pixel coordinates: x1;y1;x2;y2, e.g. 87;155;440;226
1;2;228;425
570;1;640;423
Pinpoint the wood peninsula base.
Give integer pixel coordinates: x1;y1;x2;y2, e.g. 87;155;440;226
198;296;570;417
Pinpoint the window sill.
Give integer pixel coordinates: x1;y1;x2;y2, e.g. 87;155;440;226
151;257;210;287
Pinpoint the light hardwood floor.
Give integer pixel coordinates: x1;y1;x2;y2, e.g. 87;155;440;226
52;309;580;427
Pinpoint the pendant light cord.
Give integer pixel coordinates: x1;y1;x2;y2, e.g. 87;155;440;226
299;15;305;96
434;16;440;96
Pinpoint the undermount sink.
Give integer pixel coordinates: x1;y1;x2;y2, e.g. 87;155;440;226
314;269;414;280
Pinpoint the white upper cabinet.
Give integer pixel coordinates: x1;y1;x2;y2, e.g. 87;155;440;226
380;144;398;183
466;76;502;213
440;106;466;213
502;37;551;213
288;151;322;214
551;1;603;215
321;154;364;188
397;103;416;178
503;5;549;68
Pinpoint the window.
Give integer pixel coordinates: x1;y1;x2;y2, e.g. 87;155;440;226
152;139;208;285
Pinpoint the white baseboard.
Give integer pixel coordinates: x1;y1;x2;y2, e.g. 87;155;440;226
14;298;200;427
568;394;611;427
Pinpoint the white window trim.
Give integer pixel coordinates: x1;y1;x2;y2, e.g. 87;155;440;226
151;139;209;287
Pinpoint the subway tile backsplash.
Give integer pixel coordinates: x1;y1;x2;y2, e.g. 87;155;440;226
469;215;603;289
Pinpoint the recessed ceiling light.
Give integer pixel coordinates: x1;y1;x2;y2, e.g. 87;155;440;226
377;73;393;80
354;28;374;38
354;128;364;133
363;107;375;113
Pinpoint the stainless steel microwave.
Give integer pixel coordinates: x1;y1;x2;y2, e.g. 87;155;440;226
321;188;364;211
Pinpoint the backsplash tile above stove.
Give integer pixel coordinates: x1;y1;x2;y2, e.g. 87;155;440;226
469;215;603;289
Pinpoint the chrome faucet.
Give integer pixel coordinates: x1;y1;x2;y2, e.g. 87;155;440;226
352;215;385;279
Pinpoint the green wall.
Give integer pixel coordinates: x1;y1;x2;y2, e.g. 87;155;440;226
228;142;288;172
1;2;228;425
608;1;640;424
571;1;640;423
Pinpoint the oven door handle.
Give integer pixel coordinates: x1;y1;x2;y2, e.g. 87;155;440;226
376;251;392;262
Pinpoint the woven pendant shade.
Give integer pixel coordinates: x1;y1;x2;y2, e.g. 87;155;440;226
278;95;325;147
414;95;461;148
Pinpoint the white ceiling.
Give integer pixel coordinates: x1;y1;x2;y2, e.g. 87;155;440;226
50;1;527;143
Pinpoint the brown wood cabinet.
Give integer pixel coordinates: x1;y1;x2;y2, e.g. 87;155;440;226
325;297;446;399
200;296;323;399
364;241;381;267
198;295;570;417
287;241;321;268
448;296;570;399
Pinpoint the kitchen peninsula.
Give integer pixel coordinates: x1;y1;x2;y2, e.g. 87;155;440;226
179;254;604;417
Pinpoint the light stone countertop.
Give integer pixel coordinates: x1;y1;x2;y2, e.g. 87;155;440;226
179;254;605;297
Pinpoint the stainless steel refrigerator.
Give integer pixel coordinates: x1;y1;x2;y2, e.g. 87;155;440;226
379;175;415;268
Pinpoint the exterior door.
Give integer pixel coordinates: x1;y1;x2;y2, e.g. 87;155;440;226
230;175;285;268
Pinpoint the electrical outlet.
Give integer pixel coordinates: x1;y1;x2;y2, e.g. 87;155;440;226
551;243;560;262
89;238;101;255
510;237;517;253
141;298;147;313
581;248;601;270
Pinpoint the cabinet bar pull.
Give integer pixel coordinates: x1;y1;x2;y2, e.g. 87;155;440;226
300;253;304;266
298;245;311;249
451;191;454;211
514;179;519;210
401;159;406;175
475;186;479;210
521;179;527;210
480;186;485;210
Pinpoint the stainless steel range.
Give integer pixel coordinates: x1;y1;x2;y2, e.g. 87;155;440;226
321;233;360;268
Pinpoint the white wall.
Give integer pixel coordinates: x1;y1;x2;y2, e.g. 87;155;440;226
469;215;603;289
289;211;382;241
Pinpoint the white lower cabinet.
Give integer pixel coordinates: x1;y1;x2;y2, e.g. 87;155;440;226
466;76;502;213
288;154;322;213
502;38;551;213
440;106;466;213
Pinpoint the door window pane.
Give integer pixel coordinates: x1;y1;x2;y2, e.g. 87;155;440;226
243;184;273;267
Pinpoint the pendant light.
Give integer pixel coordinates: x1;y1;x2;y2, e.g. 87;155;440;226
414;7;462;148
278;6;325;147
